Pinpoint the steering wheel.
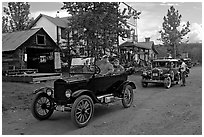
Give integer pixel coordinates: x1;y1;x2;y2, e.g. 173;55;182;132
89;65;101;74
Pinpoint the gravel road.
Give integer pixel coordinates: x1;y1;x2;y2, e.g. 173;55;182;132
2;66;202;135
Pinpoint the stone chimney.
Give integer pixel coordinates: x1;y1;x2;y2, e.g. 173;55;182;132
145;37;150;42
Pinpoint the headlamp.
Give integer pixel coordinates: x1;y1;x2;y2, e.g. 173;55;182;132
46;88;52;96
65;89;72;98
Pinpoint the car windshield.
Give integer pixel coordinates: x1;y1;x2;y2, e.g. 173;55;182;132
152;61;171;68
70;57;96;74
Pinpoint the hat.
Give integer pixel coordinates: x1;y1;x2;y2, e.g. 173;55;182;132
102;55;108;59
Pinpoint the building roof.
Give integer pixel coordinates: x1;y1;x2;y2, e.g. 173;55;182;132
2;28;41;52
119;41;158;54
135;41;154;50
29;14;70;28
119;41;135;48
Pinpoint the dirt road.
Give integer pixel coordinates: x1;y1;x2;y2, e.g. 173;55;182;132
2;66;202;135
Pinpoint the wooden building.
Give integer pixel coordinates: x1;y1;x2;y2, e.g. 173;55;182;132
119;38;158;63
2;28;61;73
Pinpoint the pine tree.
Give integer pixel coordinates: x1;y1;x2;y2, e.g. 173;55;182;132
3;2;33;32
159;6;190;58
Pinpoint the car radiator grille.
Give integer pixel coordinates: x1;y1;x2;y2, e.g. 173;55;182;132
54;80;67;101
152;70;160;80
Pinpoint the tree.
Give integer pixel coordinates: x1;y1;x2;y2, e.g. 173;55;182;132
61;2;133;57
159;6;190;58
2;16;10;33
3;2;33;32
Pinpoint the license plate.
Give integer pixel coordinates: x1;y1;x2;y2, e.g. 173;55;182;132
153;73;158;76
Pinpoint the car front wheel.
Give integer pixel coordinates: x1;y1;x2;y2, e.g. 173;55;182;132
164;77;171;89
71;95;94;128
122;85;134;108
31;93;54;120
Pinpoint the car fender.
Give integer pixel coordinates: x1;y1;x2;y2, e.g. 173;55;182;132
117;81;136;92
71;89;99;103
33;87;54;95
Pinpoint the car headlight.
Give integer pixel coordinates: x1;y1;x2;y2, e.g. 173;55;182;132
46;88;53;96
65;89;72;98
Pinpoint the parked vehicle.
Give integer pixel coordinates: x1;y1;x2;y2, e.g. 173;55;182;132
141;58;181;89
31;57;136;128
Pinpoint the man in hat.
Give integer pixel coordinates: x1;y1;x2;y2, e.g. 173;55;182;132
180;58;187;86
96;55;114;76
113;58;125;75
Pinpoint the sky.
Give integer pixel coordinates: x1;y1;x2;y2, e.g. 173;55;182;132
2;2;202;44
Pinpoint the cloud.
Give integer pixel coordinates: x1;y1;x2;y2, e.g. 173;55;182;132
185;23;202;43
30;10;69;18
159;2;181;7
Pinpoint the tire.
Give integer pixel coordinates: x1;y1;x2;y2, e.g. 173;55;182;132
142;82;148;87
31;93;54;120
164;77;171;89
71;95;94;128
122;85;134;108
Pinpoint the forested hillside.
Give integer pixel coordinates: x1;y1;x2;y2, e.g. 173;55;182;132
155;43;202;63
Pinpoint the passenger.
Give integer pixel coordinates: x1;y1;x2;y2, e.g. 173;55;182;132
96;55;114;76
113;59;125;75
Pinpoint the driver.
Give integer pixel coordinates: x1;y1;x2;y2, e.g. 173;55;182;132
96;55;114;76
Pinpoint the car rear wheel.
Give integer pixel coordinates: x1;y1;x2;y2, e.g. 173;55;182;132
31;93;54;120
164;77;171;89
71;95;94;128
122;85;134;108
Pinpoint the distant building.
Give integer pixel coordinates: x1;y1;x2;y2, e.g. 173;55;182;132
119;37;158;63
2;28;61;73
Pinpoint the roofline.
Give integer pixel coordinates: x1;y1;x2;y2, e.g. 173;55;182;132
3;27;41;34
29;13;69;29
3;28;60;52
29;14;43;29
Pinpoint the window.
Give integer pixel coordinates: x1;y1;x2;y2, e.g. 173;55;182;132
61;28;67;39
36;35;46;45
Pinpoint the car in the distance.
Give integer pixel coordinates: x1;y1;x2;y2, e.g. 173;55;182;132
141;58;181;89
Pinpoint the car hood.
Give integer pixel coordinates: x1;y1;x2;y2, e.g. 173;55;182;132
152;67;169;73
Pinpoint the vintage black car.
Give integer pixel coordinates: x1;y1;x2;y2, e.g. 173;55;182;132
141;58;181;88
31;57;136;127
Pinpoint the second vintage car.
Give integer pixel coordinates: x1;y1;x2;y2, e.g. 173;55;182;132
141;58;181;88
31;57;136;128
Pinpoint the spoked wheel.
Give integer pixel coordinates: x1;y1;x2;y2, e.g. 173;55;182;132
122;85;134;108
31;93;54;120
164;77;171;89
71;95;94;128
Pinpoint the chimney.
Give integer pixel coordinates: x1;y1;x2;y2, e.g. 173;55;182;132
145;37;150;42
56;11;60;18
